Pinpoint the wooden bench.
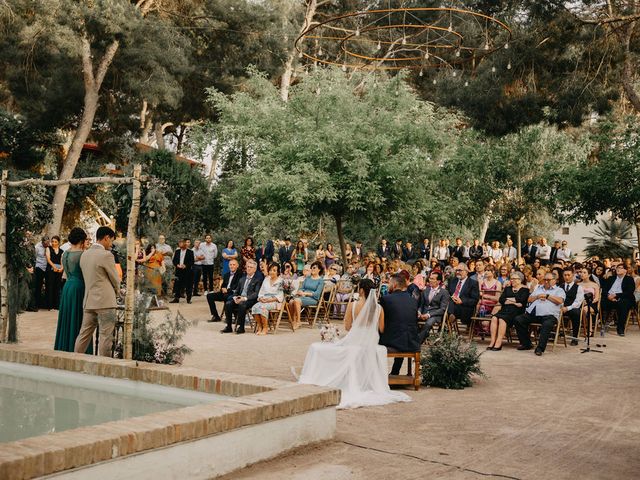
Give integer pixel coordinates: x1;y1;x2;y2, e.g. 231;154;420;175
387;351;421;391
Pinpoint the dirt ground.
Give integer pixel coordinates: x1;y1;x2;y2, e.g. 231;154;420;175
15;296;640;480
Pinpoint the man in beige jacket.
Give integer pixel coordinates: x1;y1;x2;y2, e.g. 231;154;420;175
74;226;121;357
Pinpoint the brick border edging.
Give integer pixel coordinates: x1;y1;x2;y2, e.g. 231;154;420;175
0;344;340;480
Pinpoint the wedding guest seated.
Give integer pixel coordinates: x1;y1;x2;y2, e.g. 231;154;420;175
601;263;636;336
514;271;565;356
577;265;600;333
287;261;324;330
379;274;420;375
363;261;381;288
206;259;241;322
417;271;450;343
486;270;529;351
221;259;264;334
559;267;585;346
251;263;284;335
447;263;480;328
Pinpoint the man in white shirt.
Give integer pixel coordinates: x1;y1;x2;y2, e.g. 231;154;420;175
514;271;566;355
191;239;205;297
201;234;218;294
535;237;551;266
556;241;572;263
559;268;584;346
502;239;517;263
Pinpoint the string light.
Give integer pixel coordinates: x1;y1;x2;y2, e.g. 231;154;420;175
424;51;430;59
377;41;381;50
432;79;437;85
504;42;509;49
464;81;469;87
402;36;407;45
448;23;453;32
484;43;490;51
452;70;457;77
318;47;323;56
419;69;423;77
491;66;496;72
455;49;461;57
507;61;512;70
341;64;347;72
355;29;360;37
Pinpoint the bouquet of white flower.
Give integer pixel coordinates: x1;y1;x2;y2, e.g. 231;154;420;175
319;324;341;343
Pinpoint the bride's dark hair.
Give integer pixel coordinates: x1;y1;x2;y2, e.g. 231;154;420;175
358;279;375;298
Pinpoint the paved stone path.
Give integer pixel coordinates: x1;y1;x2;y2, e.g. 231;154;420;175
16;296;640;479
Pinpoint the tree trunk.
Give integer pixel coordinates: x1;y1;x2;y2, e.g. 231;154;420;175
621;22;640;112
124;165;142;360
0;170;7;342
176;125;186;155
479;210;492;243
334;213;347;268
279;0;318;102
48;37;120;236
635;220;640;258
139;99;153;143
154;121;166;150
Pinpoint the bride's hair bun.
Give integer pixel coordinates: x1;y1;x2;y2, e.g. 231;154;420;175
358;278;375;298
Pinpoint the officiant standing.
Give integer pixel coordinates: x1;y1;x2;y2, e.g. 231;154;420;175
379;274;420;375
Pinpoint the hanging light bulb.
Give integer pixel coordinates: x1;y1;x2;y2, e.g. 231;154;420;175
402;36;407;45
504;42;509;50
419;69;424;77
341;64;347;72
355;29;360;37
507;61;512;70
455;49;461;58
432;79;437;85
425;51;430;60
452;70;457;77
464;80;469;87
484;42;490;51
377;41;381;51
491;66;496;73
448;23;453;32
318;47;323;56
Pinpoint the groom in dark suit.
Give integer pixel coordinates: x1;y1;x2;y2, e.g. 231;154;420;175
221;259;264;334
206;259;241;322
379;274;420;375
418;271;450;343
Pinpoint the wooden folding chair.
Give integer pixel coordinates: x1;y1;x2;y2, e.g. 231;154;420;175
267;300;291;333
325;283;355;323
624;301;640;332
302;283;334;328
530;315;567;352
468;304;491;343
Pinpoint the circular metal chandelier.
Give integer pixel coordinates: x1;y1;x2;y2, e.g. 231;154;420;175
295;7;512;73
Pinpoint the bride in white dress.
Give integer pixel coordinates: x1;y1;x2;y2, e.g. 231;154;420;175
298;279;412;409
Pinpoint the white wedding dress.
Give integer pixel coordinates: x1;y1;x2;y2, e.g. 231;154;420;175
297;292;412;409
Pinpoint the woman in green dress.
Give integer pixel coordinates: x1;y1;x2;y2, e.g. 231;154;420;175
54;228;91;353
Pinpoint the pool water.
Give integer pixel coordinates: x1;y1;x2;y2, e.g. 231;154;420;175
0;361;225;443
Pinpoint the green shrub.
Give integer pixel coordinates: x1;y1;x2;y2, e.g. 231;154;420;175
421;333;485;389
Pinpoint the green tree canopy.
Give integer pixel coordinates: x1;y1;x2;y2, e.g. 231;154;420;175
208;68;460;257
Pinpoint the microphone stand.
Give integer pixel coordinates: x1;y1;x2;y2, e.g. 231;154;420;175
581;295;602;353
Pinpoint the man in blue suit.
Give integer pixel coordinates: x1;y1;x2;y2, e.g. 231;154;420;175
379;274;420;375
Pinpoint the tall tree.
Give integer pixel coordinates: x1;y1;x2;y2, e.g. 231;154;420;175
208;68;459;260
546;118;640;252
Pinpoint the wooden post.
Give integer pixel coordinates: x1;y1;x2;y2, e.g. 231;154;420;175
0;171;7;342
124;165;142;360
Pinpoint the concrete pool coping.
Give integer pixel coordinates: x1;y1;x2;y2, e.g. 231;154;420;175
0;344;340;480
